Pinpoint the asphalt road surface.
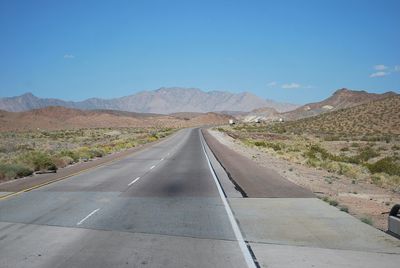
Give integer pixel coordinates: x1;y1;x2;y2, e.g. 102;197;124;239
0;128;250;268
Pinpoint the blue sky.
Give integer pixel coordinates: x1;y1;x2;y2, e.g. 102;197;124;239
0;0;399;104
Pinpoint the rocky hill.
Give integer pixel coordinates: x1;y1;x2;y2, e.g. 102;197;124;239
0;87;298;114
282;95;400;135
282;88;397;120
236;107;280;122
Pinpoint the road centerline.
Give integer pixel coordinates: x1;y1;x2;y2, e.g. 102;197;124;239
149;165;156;170
77;208;100;225
128;177;141;186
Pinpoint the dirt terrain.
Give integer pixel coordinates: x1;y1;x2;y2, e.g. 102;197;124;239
0;106;232;131
209;129;400;231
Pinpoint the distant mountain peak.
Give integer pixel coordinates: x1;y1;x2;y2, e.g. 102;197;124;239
0;87;298;113
21;92;36;97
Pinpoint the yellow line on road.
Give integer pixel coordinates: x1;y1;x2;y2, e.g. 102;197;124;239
0;153;128;201
0;130;181;201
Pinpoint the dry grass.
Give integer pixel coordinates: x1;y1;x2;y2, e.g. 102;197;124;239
0;127;176;181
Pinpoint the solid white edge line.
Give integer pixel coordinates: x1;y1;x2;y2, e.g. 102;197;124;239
77;208;100;225
200;132;257;268
128;177;141;186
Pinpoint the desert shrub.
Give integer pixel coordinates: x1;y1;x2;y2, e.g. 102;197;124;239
340;147;349;152
350;142;360;147
392;145;400;150
335;154;360;164
305;144;330;160
306;157;319;167
320;160;340;173
367;157;400;176
241;139;255;147
322;196;330;202
59;149;79;163
342;165;363;179
340;207;349;213
254;141;267;147
0;163;33;179
356;147;380;162
53;156;74;168
149;131;159;139
19;151;57;171
267;142;282;151
76;147;92;160
329;200;339;206
100;145;114;154
147;136;158;142
0;143;18;153
323;135;341;141
89;148;105;158
371;174;383;186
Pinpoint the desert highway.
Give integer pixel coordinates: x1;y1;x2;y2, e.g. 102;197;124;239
0;128;252;268
1;128;400;268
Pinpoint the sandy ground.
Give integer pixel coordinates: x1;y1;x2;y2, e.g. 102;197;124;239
208;129;400;231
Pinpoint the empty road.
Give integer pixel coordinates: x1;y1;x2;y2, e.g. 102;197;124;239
1;127;400;268
0;128;252;268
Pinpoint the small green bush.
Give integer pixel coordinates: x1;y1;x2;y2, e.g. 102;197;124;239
329;200;339;206
254;141;266;147
356;147;380;162
0;163;33;179
340;207;349;213
89;148;105;158
19;151;57;171
305;144;330;160
370;174;382;186
323;135;341;141
267;142;282;151
59;149;79;162
367;157;400;176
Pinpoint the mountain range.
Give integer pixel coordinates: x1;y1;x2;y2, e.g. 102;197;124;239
0;87;298;114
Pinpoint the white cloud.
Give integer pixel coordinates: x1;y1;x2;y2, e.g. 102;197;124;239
374;64;388;71
63;54;75;59
267;81;278;87
281;83;301;89
395;65;400;72
370;71;389;78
